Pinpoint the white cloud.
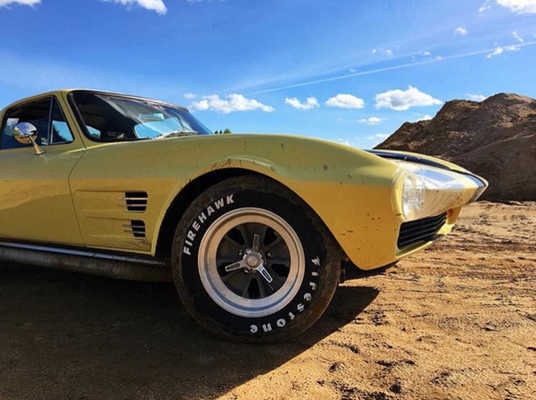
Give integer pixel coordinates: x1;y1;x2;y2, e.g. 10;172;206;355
495;0;536;14
512;31;524;43
486;44;520;58
336;138;351;146
373;133;390;139
423;51;432;56
408;114;434;122
285;97;319;110
417;114;433;121
466;93;488;101
486;47;504;58
190;94;274;114
183;92;196;99
371;48;393;56
325;94;365;109
103;0;167;15
0;0;40;6
375;86;442;111
365;134;390;145
358;116;383;125
479;1;492;12
455;27;468;36
337;134;390;149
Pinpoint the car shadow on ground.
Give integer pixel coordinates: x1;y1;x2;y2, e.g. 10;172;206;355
0;263;378;400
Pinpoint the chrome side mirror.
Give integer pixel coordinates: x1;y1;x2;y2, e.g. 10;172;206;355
13;122;44;155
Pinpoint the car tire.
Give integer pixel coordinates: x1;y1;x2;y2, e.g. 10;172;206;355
171;175;342;343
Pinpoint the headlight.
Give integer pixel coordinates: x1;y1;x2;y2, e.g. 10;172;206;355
396;160;484;221
401;172;426;221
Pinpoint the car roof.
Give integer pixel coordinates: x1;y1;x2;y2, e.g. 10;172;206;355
1;89;188;113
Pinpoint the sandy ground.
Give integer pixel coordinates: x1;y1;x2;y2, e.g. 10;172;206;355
0;201;535;400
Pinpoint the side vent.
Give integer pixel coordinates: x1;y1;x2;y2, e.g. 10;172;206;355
128;220;146;238
125;192;148;212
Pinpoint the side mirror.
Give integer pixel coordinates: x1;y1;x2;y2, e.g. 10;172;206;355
12;122;44;155
13;122;37;144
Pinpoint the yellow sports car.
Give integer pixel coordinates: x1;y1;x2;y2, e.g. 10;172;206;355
0;89;487;342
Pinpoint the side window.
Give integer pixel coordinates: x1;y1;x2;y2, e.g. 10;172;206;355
50;99;74;144
1;98;51;150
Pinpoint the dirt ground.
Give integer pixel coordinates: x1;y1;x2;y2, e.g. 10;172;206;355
1;201;535;400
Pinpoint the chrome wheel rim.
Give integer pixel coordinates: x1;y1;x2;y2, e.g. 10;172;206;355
197;207;305;318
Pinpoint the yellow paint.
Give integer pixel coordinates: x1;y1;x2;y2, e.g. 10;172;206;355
0;91;86;245
0;90;485;270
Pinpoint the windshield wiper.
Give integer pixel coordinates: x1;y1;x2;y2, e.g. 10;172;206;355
154;130;196;140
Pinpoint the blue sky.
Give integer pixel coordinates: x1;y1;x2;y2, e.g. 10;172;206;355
1;0;535;148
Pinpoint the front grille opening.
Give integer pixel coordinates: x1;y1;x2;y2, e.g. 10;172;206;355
130;220;146;238
397;213;447;249
125;192;148;212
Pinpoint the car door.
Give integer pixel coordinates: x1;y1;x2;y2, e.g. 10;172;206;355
0;95;85;246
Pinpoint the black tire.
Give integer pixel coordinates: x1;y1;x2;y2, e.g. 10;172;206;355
171;176;342;343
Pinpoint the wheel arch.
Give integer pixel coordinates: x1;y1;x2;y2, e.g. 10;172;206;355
154;167;334;260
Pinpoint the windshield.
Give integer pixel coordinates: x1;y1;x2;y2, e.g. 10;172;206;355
70;91;212;142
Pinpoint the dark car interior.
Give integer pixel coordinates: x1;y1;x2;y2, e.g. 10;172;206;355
70;91;140;142
0;97;74;150
0;98;51;149
70;91;211;143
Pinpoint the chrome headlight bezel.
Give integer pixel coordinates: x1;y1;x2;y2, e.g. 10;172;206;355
395;160;483;221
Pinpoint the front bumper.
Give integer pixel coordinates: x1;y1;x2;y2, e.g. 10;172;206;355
389;160;487;262
349;151;487;270
289;149;487;272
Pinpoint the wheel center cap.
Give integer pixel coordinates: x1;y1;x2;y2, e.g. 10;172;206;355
246;254;260;267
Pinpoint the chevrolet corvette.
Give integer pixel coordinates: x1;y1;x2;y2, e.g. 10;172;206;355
0;90;487;342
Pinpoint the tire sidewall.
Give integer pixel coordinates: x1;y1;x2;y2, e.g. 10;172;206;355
172;178;338;341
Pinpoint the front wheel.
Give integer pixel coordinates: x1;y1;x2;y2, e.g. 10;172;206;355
171;176;342;343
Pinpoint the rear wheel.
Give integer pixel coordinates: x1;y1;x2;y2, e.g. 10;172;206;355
171;176;342;342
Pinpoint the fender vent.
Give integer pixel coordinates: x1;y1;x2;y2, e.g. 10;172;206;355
126;220;146;238
125;192;148;212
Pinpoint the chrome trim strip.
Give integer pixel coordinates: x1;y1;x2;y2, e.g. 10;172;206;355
0;241;165;267
367;149;452;171
463;173;486;188
369;149;487;189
